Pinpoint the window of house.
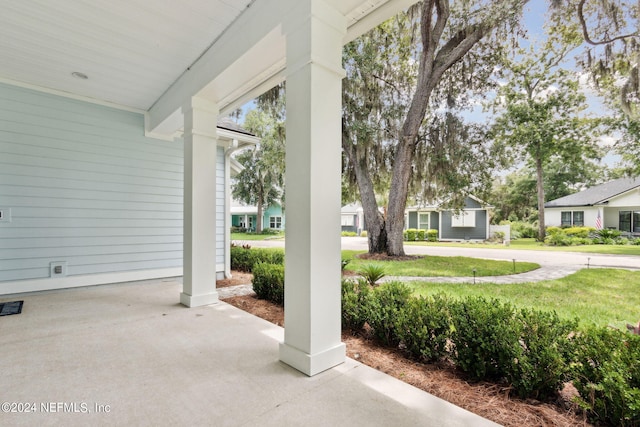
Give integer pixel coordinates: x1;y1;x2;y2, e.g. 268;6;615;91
634;211;640;233
573;211;584;226
561;211;584;226
418;212;430;230
620;211;631;233
269;216;282;229
451;210;476;227
341;215;354;227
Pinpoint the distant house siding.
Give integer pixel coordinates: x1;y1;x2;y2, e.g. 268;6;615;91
0;84;198;291
440;210;487;240
430;212;439;231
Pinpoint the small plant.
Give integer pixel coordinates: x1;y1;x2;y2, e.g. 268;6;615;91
360;230;368;237
416;229;426;241
366;281;412;346
252;262;285;305
341;257;351;272
341;278;371;331
341;231;357;237
358;263;387;286
405;228;417;241
426;229;438;242
395;294;452;362
570;327;640;426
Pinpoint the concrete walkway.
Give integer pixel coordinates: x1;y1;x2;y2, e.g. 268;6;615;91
384;265;583;285
2;279;498;427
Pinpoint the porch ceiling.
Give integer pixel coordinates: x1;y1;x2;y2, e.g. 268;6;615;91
0;0;416;122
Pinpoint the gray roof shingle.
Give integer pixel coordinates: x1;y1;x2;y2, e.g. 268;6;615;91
545;177;640;208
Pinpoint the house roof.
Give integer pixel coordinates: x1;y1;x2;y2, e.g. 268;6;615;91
545;177;640;208
217;117;255;137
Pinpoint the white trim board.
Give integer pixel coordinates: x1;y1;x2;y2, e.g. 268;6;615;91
0;268;183;296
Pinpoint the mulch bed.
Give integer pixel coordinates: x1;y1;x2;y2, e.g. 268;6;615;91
221;288;590;427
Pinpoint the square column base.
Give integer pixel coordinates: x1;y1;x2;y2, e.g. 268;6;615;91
279;342;346;376
180;291;219;308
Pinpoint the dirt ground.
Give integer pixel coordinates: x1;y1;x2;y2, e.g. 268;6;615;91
219;272;590;427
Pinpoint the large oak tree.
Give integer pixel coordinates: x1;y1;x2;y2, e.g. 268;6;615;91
342;0;529;256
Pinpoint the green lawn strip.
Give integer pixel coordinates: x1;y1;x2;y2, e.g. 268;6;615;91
342;250;539;277
409;269;640;329
405;238;640;255
231;232;284;241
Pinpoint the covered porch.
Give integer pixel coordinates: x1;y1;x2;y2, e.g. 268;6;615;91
1;279;495;426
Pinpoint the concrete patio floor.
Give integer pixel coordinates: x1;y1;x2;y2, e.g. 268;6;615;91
1;279;498;427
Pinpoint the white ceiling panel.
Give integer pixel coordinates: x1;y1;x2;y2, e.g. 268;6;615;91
0;0;254;110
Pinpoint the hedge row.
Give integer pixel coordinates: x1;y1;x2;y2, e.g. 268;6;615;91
404;228;438;242
231;248;639;425
342;280;640;425
230;246;284;272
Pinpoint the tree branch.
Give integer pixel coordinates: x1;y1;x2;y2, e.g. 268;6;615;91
577;0;638;46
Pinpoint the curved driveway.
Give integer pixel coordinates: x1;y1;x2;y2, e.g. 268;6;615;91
243;236;639;284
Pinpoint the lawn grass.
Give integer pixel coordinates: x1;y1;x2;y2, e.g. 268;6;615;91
342;250;539;277
409;269;640;329
231;232;284;241
405;238;640;255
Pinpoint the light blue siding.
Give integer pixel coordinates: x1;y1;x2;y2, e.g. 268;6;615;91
0;83;187;284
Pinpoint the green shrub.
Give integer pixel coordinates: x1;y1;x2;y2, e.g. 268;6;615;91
546;226;563;236
449;297;523;382
570;327;640;426
507;221;537;239
361;230;368;237
341;231;357;237
358;263;387;286
341;278;372;331
417;229;426;241
261;227;281;235
366;281;412;346
507;309;578;400
230;247;284;272
395;294;452;362
427;229;438;242
596;228;623;239
545;232;572;246
252;262;285;305
564;226;595;238
341;257;351;271
405;228;417;241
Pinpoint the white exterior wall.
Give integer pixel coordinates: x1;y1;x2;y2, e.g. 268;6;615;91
606;190;640;207
546;207;600;228
0;83;229;294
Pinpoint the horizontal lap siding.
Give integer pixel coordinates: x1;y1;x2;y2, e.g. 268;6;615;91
0;83;185;283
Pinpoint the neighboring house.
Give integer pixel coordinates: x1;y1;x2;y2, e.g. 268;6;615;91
545;177;640;236
405;196;492;241
231;200;285;231
341;203;365;234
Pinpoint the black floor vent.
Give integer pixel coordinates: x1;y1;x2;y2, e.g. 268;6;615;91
0;301;23;316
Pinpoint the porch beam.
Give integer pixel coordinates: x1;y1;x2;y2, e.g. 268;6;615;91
279;0;346;376
180;98;219;307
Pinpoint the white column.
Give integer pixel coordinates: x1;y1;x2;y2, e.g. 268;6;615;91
279;0;346;376
180;98;219;307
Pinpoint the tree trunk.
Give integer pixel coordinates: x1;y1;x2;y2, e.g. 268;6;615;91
342;128;388;254
535;156;546;242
